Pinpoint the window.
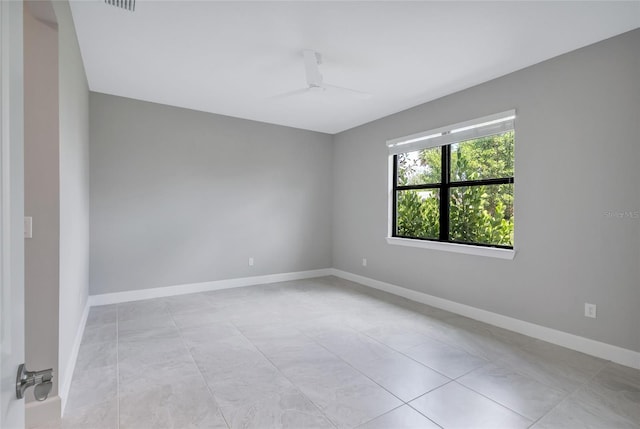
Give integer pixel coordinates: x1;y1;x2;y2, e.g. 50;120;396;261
388;111;515;250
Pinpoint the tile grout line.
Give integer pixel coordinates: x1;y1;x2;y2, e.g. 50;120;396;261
354;329;540;423
448;380;534;423
230;320;339;429
230;304;460;426
358;401;444;429
338;277;628;387
291;323;417;413
404;381;456;429
294;308;532;425
357;325;469;380
300;329;410;405
353;403;418;429
350;310;581;424
168;305;232;429
341;325;534;425
381;338;534;424
289;318;450;427
524;360;612;428
488;353;580;393
380;314;598;425
446;364;540;423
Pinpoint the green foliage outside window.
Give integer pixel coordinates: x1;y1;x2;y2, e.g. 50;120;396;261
395;131;514;247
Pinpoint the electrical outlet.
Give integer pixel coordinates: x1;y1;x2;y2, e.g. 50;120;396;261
362;258;367;267
584;303;597;318
248;257;254;267
24;217;33;239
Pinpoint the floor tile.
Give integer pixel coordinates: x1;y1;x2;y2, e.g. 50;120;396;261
118;312;176;332
81;323;117;345
432;316;532;362
237;322;305;341
266;341;340;369
584;362;640;424
118;376;227;429
85;305;117;327
62;277;640;429
404;337;487;378
301;380;402;429
239;323;334;366
357;405;440;429
119;359;203;395
220;387;334;429
349;352;451;401
283;359;402;428
277;352;358;383
205;286;264;303
361;324;437;352
189;335;267;378
179;322;243;348
62;398;117;429
117;299;170;322
496;341;607;394
65;365;117;413
172;307;236;329
74;341;117;372
205;361;295;408
165;293;214;314
532;386;639;429
118;336;190;368
118;324;180;342
305;311;397;333
457;363;566;420
409;382;531;429
309;328;397;364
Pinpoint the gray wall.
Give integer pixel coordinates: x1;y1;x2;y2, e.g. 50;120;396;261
54;0;90;404
24;2;60;404
332;29;640;352
89;94;333;295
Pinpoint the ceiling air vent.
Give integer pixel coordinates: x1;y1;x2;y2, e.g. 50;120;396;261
105;0;135;12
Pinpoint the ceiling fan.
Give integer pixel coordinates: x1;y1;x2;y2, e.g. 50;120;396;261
272;50;372;100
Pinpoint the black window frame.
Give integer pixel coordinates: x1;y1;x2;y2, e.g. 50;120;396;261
392;140;514;249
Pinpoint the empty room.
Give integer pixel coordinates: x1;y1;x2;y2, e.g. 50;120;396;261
1;1;639;428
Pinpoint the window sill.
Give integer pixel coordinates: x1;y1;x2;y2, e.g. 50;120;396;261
385;237;516;260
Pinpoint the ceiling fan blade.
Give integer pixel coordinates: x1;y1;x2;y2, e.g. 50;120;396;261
269;87;311;100
322;83;372;100
302;49;323;87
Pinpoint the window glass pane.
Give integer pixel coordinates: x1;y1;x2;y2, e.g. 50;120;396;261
449;184;514;246
450;130;514;182
397;147;441;186
396;189;440;239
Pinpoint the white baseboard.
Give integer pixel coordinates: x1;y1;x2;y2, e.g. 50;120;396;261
330;269;640;370
89;268;334;306
59;300;90;416
82;267;639;371
26;395;61;429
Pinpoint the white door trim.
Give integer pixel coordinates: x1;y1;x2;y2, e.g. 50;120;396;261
1;0;26;428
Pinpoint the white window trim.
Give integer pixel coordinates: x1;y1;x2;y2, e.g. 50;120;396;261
386;110;516;259
386;237;516;260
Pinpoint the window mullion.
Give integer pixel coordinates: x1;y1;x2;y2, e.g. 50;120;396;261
392;155;398;237
439;145;450;242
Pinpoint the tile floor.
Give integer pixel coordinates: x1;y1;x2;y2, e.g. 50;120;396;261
55;276;639;429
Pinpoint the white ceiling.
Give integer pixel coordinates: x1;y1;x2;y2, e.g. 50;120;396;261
69;1;640;134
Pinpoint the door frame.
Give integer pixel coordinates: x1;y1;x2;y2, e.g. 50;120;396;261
1;0;26;428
